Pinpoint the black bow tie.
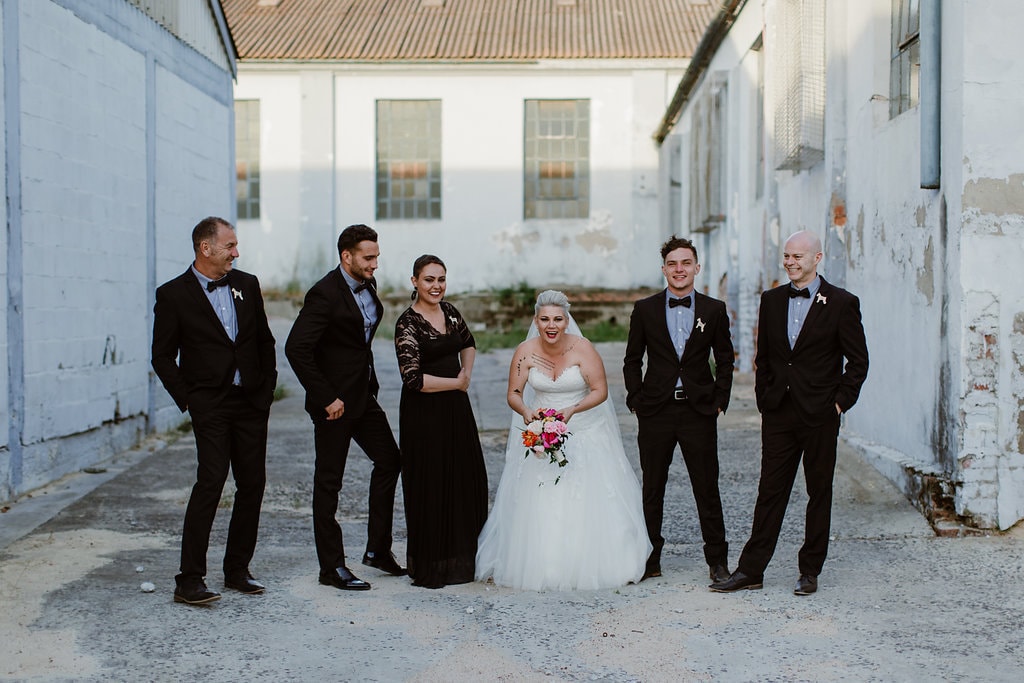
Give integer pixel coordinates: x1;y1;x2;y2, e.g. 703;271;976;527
353;281;371;294
668;297;691;309
207;277;229;292
788;287;811;299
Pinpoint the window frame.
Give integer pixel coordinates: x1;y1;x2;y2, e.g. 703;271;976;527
375;99;443;221
234;99;261;220
889;0;921;118
523;99;590;220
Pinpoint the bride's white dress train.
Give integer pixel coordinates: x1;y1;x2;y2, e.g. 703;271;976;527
475;366;652;590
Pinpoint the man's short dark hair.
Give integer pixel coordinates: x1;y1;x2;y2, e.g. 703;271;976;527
660;235;698;263
337;224;378;257
192;216;232;252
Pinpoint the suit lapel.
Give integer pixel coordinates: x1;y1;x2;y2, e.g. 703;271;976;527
367;278;383;340
335;269;376;346
184;269;233;343
649;290;678;356
680;292;707;363
226;272;251;334
791;277;830;353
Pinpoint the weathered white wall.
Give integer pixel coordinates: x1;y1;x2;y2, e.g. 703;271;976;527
952;0;1024;527
151;65;234;429
234;61;685;292
664;0;1024;528
19;0;149;488
1;0;9;474
1;0;234;502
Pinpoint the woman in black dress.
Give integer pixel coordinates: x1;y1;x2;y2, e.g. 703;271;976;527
395;255;488;588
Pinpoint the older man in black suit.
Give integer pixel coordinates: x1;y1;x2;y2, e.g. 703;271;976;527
285;224;405;591
711;230;868;596
624;235;735;584
152;216;277;605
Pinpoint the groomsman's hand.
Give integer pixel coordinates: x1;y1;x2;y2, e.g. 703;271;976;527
325;398;345;420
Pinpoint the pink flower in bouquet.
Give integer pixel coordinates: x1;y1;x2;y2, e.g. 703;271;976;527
520;408;573;485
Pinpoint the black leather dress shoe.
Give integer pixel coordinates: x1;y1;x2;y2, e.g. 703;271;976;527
319;566;371;591
641;565;662;581
794;574;818;595
362;551;407;576
224;571;265;594
174;582;221;605
709;563;731;584
709;570;763;593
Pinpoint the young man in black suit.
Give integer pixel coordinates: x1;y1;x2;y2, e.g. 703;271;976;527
152;216;277;605
624;236;735;584
285;224;405;591
711;230;868;596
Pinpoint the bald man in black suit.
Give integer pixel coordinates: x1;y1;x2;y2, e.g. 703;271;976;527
711;230;868;596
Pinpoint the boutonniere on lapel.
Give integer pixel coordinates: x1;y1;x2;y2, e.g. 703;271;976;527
695;318;706;333
816;293;827;305
232;287;244;301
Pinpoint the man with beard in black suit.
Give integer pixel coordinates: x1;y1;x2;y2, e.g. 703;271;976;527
285;224;405;591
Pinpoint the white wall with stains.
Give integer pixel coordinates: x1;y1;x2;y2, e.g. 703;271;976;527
233;61;687;293
663;0;1024;529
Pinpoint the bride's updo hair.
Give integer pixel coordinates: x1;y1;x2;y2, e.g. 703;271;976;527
534;289;571;316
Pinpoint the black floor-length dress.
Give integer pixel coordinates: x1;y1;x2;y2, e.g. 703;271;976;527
395;301;488;588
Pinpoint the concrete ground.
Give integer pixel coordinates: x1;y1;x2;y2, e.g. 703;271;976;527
2;316;1023;682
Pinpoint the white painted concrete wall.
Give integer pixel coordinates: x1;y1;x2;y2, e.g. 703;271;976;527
663;0;1024;528
1;0;234;502
234;61;686;293
953;0;1024;528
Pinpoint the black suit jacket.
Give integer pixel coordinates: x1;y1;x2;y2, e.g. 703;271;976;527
152;268;277;414
624;290;735;417
754;277;868;424
285;268;383;419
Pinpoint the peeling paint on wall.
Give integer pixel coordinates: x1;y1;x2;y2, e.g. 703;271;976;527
915;205;926;227
492;224;542;255
963;173;1024;217
916;236;934;304
574;211;619;255
847;206;865;268
1012;312;1024;455
959;292;1001;527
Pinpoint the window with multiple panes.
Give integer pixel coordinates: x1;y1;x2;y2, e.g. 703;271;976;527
375;100;442;220
524;99;590;219
890;0;920;118
235;100;260;220
771;0;824;171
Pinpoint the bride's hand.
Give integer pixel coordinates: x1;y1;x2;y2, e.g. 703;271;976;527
560;405;577;423
522;408;542;424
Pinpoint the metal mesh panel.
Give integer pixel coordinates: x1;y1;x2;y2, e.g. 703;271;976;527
772;0;825;172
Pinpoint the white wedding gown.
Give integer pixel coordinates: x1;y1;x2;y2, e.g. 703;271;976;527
475;366;652;591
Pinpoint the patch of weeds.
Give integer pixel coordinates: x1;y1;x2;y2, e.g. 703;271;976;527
579;319;629;343
273;384;288;402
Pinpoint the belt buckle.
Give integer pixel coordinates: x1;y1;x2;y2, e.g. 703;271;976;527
673;388;687;401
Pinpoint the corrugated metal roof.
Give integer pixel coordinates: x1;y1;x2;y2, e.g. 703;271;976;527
222;0;717;61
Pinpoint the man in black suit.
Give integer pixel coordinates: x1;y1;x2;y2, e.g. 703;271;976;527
712;230;868;596
624;236;735;584
152;216;277;605
285;224;405;591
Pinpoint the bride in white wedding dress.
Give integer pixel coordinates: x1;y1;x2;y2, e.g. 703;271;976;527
475;291;651;591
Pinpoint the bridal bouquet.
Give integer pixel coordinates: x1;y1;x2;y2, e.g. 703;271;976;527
522;408;572;484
